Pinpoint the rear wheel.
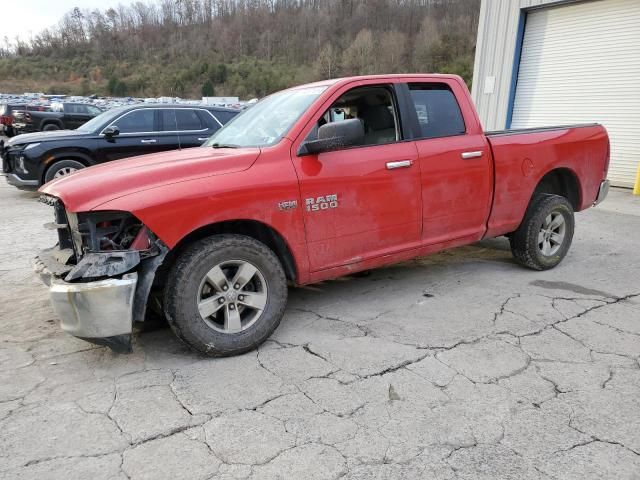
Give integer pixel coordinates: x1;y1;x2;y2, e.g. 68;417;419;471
43;124;60;131
44;159;85;183
163;234;288;356
510;195;574;270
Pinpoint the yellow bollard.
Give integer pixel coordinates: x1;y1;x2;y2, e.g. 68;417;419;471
635;161;640;195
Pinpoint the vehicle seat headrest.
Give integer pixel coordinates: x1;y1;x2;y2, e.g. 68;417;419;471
360;105;395;131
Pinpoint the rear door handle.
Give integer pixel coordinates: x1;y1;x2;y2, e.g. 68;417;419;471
386;160;413;170
140;139;157;144
461;151;483;159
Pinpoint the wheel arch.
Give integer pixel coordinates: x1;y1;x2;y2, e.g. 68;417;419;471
40;119;63;130
163;219;299;284
531;167;582;211
40;151;95;184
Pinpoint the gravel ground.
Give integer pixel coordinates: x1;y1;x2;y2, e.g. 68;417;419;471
0;173;639;479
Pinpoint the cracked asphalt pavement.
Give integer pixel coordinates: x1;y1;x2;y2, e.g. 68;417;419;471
1;177;639;480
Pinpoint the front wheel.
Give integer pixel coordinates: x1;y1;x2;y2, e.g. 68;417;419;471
44;159;85;183
163;234;288;356
510;195;575;270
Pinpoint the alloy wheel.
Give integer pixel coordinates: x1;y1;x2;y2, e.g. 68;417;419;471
53;166;78;178
537;212;566;256
197;260;268;333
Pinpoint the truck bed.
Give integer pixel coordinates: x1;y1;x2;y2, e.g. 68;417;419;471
484;123;609;239
485;123;600;137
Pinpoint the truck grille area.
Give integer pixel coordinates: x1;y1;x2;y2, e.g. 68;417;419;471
39;194;76;256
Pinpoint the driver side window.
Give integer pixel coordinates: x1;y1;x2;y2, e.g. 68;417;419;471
111;109;155;134
307;86;400;147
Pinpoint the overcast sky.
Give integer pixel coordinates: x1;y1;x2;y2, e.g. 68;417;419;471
3;1;124;43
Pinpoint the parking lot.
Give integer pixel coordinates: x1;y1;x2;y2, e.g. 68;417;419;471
0;166;639;479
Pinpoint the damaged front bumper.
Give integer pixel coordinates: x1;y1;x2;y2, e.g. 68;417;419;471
33;244;167;353
45;272;137;352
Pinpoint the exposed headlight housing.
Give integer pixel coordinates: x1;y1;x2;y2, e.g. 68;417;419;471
74;211;149;254
40;194;155;265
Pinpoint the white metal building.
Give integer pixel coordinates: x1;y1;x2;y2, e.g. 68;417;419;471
471;0;640;188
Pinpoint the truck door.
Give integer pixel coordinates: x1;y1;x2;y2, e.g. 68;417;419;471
64;104;86;129
290;83;421;271
405;82;493;245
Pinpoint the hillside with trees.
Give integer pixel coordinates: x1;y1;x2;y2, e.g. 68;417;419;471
0;0;480;99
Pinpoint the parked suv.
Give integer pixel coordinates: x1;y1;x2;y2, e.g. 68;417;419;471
1;104;238;188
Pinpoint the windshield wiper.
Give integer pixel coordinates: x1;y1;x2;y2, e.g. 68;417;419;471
210;143;239;148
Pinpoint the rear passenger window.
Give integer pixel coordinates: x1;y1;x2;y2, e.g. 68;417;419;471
212;110;237;125
408;84;465;139
159;109;177;131
176;109;204;131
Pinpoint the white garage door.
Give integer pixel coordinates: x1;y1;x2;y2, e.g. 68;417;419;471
511;0;640;188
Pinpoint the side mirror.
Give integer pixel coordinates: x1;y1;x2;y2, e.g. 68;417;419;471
103;126;120;137
298;118;364;156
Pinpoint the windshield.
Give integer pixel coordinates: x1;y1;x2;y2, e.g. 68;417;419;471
76;108;124;133
203;86;327;148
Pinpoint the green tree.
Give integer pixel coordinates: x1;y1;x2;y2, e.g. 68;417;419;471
209;63;228;84
116;81;128;96
107;76;118;95
201;79;215;97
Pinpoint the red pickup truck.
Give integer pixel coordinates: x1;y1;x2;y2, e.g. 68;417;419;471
35;74;610;355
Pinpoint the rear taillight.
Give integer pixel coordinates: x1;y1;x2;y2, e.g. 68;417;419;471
0;115;12;126
604;138;610;176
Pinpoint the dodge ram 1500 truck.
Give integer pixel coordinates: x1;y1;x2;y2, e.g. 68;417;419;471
34;74;611;356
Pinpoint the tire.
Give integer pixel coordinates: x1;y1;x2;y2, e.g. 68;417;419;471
44;159;85;183
43;124;60;131
510;194;575;271
163;234;288;356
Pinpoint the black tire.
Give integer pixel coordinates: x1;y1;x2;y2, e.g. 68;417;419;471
163;234;288;356
510;194;575;271
44;159;86;183
43;123;60;131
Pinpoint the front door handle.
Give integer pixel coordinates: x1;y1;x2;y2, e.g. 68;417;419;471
461;151;483;159
140;139;157;144
386;160;413;170
197;137;209;141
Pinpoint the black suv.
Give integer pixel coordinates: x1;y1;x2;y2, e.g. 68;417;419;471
1;104;238;188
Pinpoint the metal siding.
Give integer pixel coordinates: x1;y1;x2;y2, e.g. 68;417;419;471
472;0;571;131
511;0;640;187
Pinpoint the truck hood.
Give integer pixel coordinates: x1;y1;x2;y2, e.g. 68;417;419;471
7;129;90;146
40;147;260;212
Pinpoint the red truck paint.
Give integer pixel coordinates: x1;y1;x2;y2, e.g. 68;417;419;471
41;74;609;286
